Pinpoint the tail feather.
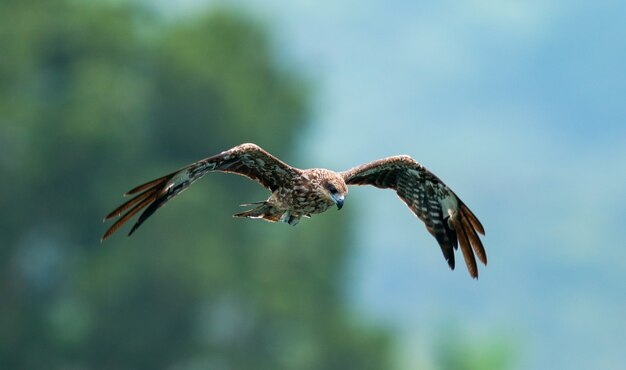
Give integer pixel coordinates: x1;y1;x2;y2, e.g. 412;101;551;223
233;202;281;222
239;201;266;207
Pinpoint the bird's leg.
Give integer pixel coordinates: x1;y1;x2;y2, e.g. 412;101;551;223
287;215;300;226
280;211;300;226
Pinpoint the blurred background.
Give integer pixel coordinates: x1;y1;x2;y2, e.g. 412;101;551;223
1;0;625;369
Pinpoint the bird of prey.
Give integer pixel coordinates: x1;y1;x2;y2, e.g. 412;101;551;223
102;143;486;277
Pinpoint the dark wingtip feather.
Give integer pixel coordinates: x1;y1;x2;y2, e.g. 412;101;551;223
427;225;456;271
446;256;455;270
126;192;172;237
128;223;140;237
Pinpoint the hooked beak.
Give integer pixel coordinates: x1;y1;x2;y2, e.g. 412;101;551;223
331;193;344;210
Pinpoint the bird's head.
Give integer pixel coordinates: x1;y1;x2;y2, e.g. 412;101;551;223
321;172;348;210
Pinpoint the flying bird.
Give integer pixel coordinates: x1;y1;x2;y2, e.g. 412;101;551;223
102;143;486;277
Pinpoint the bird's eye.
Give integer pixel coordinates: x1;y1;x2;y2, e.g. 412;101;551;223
327;184;338;194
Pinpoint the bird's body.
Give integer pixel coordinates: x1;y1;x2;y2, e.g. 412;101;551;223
234;168;346;225
103;143;487;278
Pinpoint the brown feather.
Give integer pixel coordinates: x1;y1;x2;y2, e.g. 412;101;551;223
103;144;306;240
342;155;487;276
124;172;175;196
101;193;158;241
103;186;160;221
461;203;485;235
452;216;478;278
103;144;487;279
461;214;487;265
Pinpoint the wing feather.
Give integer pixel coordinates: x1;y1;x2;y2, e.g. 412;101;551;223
102;143;299;241
101;194;157;241
451;216;478;278
461;203;485;235
104;183;166;221
342;155;486;277
124;171;178;196
460;212;487;265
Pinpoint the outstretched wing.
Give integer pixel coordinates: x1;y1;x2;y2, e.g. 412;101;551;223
102;143;300;241
342;155;486;278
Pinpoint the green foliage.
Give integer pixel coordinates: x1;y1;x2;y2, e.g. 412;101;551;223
0;1;391;369
435;327;518;370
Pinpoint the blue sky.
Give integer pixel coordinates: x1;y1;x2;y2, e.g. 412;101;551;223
160;1;626;369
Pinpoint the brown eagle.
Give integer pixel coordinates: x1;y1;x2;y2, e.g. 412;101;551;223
102;143;486;277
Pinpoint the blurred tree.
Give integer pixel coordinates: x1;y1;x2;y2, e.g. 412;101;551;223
434;328;517;370
0;1;391;369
